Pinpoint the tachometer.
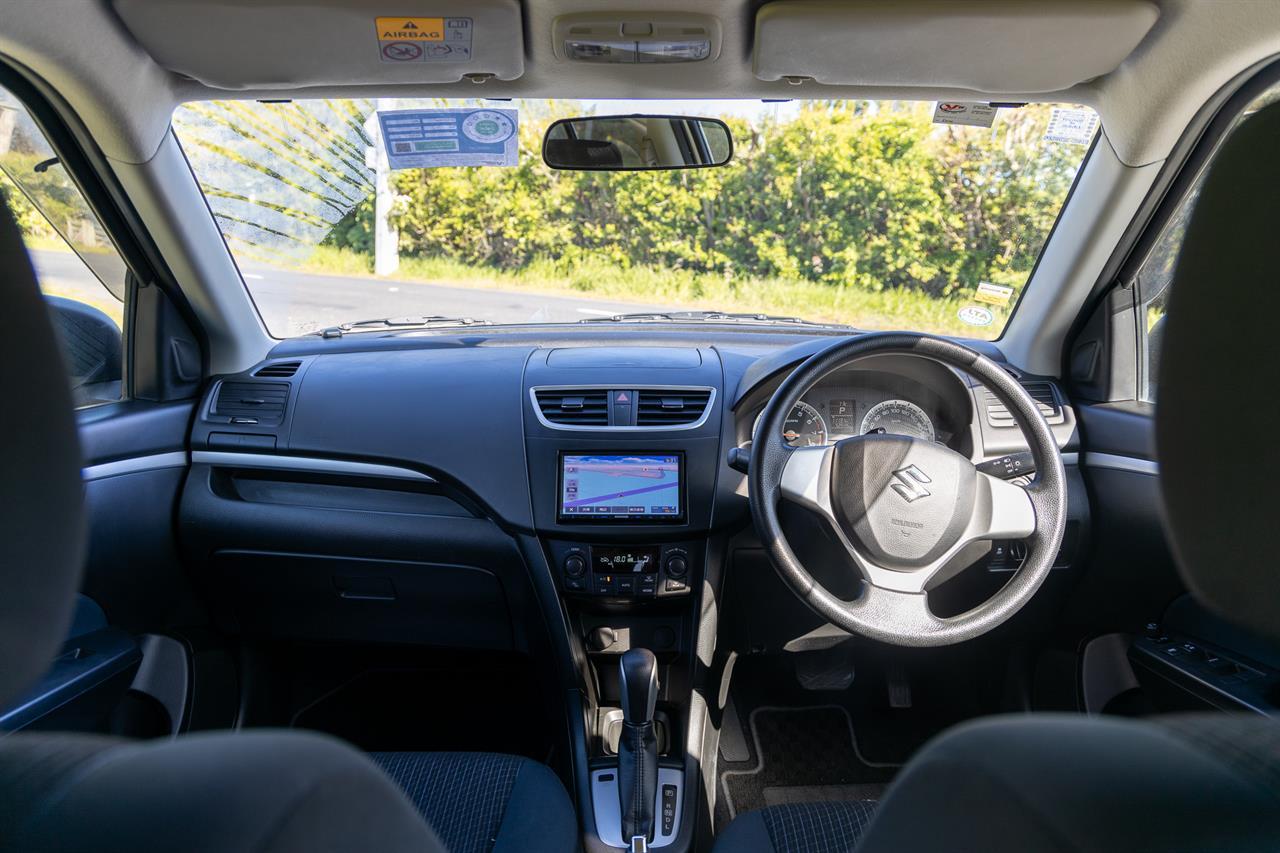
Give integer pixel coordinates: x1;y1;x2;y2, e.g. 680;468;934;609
859;399;935;441
781;401;828;447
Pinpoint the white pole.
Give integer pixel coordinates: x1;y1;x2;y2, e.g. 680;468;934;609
364;98;399;276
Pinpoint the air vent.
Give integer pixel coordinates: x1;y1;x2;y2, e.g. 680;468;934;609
535;388;609;426
636;389;713;427
254;360;301;378
983;382;1063;427
211;380;289;427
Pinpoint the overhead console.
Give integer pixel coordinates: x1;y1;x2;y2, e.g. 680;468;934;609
753;0;1159;92
113;0;525;88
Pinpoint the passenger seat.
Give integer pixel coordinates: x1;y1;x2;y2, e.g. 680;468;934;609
0;195;579;853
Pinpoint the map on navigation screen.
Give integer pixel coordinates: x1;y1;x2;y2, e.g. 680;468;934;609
559;454;681;519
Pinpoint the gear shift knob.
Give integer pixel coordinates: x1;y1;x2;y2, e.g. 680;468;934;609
617;648;659;847
619;648;658;723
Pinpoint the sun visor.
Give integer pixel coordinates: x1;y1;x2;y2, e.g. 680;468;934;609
753;0;1158;93
112;0;524;89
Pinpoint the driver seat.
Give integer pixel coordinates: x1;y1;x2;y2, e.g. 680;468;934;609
714;99;1280;851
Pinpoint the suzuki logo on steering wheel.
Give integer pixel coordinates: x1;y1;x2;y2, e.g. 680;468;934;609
890;465;932;502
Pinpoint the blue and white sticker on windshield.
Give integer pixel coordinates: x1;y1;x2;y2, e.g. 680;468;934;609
377;108;518;169
957;305;994;327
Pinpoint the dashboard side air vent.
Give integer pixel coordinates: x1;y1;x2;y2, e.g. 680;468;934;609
983;382;1063;427
636;388;713;427
254;360;301;378
534;388;609;426
211;380;289;427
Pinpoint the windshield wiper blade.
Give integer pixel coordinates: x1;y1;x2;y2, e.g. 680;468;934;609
318;315;493;338
577;311;685;323
578;309;849;328
692;310;841;326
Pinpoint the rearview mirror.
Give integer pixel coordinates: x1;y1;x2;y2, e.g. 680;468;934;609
543;115;732;171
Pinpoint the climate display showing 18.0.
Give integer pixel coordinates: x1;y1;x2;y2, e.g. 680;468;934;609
559;455;681;519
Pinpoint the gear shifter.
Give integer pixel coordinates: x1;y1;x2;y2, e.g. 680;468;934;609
617;648;658;851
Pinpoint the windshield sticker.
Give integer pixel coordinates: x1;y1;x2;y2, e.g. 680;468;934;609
1043;108;1099;145
377;108;518;169
974;281;1015;306
376;16;472;63
957;305;995;327
932;102;997;128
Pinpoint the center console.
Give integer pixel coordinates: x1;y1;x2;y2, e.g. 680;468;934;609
523;346;727;851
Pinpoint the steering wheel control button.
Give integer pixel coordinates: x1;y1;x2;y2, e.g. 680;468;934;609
977;451;1036;479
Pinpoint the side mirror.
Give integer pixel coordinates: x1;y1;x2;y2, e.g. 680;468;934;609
44;295;122;404
543;115;732;171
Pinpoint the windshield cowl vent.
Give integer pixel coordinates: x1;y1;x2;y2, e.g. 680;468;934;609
636;389;713;427
254;361;301;378
535;389;609;426
982;382;1063;427
211;380;289;427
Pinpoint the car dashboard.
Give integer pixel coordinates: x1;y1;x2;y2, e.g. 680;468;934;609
177;326;1086;851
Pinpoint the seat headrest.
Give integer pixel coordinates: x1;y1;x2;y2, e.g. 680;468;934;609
1157;99;1280;639
0;196;88;710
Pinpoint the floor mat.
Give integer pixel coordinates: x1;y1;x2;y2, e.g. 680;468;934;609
762;784;887;806
718;706;896;828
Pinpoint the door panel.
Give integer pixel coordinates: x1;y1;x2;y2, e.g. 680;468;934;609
78;400;197;634
1061;401;1180;634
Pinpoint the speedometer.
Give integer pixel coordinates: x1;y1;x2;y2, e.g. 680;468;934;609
860;399;935;441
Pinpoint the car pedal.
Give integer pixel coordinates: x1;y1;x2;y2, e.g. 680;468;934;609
887;665;912;709
792;646;856;691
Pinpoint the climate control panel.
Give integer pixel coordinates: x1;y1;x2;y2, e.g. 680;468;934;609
549;540;695;600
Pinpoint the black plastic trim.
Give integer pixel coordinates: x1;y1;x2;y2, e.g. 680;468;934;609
0;627;141;731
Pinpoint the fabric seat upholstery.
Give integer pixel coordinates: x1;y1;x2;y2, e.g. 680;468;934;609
0;730;445;853
371;752;579;853
713;801;877;853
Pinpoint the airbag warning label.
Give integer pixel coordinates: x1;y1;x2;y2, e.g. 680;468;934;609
376;17;471;63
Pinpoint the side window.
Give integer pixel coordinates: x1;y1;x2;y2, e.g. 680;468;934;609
1134;85;1280;403
1134;187;1197;402
0;86;128;406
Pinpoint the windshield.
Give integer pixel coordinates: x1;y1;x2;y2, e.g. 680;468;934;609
172;98;1095;339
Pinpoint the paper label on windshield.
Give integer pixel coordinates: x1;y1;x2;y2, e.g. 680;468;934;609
974;281;1015;306
377;109;518;169
932;102;997;128
376;16;472;63
1043;108;1099;145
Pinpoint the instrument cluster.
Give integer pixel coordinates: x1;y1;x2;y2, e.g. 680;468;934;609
752;367;964;450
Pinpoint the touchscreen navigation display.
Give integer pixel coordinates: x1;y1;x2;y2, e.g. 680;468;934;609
559;454;683;521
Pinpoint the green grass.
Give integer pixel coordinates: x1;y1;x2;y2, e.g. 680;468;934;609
271;246;1013;338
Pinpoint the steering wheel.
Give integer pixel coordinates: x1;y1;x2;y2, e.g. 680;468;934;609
749;333;1066;647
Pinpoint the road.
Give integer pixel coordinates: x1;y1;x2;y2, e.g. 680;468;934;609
29;249;671;336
